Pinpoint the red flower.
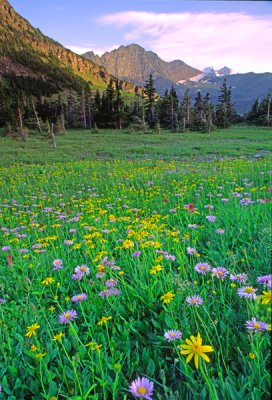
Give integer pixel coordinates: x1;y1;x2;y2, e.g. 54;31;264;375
7;254;13;267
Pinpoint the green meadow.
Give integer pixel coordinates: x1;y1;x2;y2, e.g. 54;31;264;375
0;127;271;399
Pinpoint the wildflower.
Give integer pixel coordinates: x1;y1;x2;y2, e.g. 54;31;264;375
261;291;272;304
25;323;40;338
180;332;214;369
2;246;10;251
30;344;38;352
257;274;272;289
186;247;197;255
53;259;63;268
206;216;216;222
194;262;211;274
132;251;141;257
129;377;154;399
186;295;204;307
245;318;268;332
71;293;87;302
215;228;225;234
53;332;65;341
35;353;47;359
160;291;175;304
230;273;248;283
122;239;134;249
41;277;55;285
0;298;6;304
150;265;163;274
164;330;182;342
188;224;198;229
249;353;255;359
238;287;258;299
105;279;118;287
97;316;112;326
58;310;77;324
74;265;90;276
85;341;102;351
212;267;229;280
64;240;73;245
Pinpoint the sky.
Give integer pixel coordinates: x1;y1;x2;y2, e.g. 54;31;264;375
8;0;272;73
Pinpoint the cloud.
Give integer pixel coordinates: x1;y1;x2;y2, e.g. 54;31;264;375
99;11;272;73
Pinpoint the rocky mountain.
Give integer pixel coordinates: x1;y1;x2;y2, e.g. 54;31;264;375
83;44;201;85
0;0;135;96
83;45;272;114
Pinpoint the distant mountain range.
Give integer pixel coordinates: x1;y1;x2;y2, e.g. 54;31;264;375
83;44;272;113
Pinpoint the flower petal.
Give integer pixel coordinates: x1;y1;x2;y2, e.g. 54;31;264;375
186;352;194;364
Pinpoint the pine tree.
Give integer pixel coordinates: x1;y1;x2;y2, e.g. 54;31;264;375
179;89;191;132
216;79;236;128
143;74;158;129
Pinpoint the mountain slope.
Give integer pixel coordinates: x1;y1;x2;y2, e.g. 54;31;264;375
0;0;135;94
83;44;201;85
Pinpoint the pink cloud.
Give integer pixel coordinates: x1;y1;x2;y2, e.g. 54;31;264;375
99;11;272;73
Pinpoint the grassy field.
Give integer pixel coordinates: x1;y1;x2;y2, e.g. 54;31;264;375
0;125;271;166
0;127;271;399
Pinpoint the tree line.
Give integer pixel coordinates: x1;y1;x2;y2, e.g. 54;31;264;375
0;74;271;139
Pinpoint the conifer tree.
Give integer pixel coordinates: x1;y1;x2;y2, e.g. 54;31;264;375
143;74;158;129
216;79;235;128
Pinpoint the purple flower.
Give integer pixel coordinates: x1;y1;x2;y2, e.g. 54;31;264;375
0;298;6;304
245;318;269;332
58;310;77;324
69;229;77;233
206;215;216;222
19;248;28;253
72;273;83;281
2;246;10;251
212;267;229;280
96;272;106;279
215;228;225;235
194;262;211;274
238;287;258;299
105;279;118;287
230;273;248;283
132;251;141;257
71;293;87;302
186;295;204;306
164;330;182;342
257;274;272;289
186;247;197;255
188;224;197;229
74;265;90;276
64;240;73;245
129;377;154;399
53;259;63;267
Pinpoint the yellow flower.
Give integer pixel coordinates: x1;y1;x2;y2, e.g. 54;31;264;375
53;332;64;341
150;265;163;274
41;277;55;285
97;316;112;326
122;239;134;249
160;291;175;304
49;306;56;312
261;291;272;305
180;332;214;369
85;341;102;352
30;344;38;352
25;323;40;338
249;353;255;359
230;283;236;288
35;352;47;359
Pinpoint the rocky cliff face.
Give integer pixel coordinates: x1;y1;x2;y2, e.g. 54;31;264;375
0;0;136;93
83;44;201;85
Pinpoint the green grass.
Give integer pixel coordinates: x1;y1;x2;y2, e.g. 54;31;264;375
0;125;271;166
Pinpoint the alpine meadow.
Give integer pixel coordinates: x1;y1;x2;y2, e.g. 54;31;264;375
0;0;271;400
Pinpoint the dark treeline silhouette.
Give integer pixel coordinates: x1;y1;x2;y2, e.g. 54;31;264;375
0;74;270;137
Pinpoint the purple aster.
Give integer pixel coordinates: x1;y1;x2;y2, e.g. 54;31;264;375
206;215;216;222
245;318;269;332
74;265;90;276
187;247;197;255
188;224;198;229
230;273;248;283
164;330;182;342
53;259;63;267
58;310;77;324
194;262;211;274
129;377;154;399
96;272;106;279
64;240;73;245
99;289;112;298
238;287;258;299
71;293;87;302
69;229;77;233
215;228;225;235
212;267;229;280
19;248;28;253
72;273;83;281
105;279;118;287
132;251;141;257
186;295;204;306
0;298;6;304
257;275;272;289
2;246;10;251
